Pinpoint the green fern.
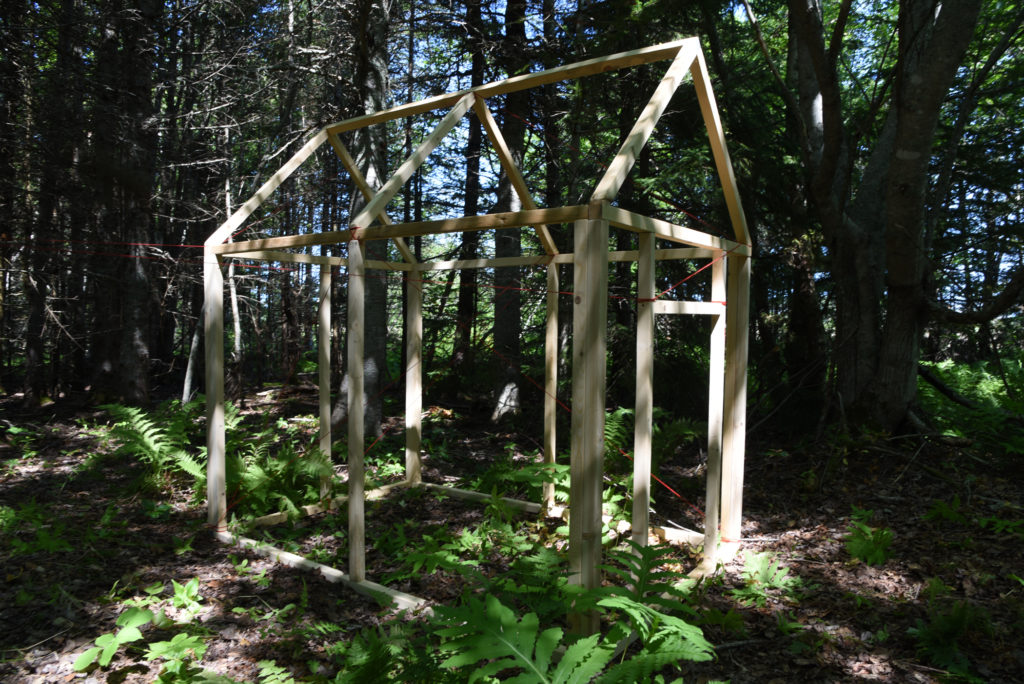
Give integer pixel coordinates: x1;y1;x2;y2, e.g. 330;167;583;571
600;540;694;614
435;594;614;683
604;408;634;461
101;404;207;494
596;629;713;683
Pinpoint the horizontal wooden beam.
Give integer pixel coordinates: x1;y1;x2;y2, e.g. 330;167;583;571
216;531;429;612
325;39;696;136
223;250;341;267
419;482;542;515
213;229;353;255
652;300;725;316
601;204;749;255
356;205;588;242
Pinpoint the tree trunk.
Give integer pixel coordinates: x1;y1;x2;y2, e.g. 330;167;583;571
331;0;390;440
453;0;484;381
491;0;528;423
785;0;983;431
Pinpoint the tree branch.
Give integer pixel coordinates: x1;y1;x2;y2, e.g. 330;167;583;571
928;264;1024;324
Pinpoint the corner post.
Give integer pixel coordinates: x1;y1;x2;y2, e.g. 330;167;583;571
204;247;226;532
347;239;366;581
721;252;750;553
405;266;423;485
569;214;608;634
703;256;726;566
318;265;332;499
543;262;559;508
632;232;654;546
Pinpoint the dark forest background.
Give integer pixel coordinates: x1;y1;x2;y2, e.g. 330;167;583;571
2;0;1022;445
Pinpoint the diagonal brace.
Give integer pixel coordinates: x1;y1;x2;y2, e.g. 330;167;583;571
473;98;558;255
351;93;475;231
591;39;699;203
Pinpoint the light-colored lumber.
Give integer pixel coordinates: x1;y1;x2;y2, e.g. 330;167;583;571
214;230;353;255
419;483;542;515
413;254;558;272
612;247;718;262
327;132;417;264
651;300;725;316
207;130;329;247
357;205;587;242
248;481;412;529
204;247;226;531
473;98;558;255
689;50;750;246
543;263;559;508
600;204;748;254
703;259;726;565
318;266;331;499
592;42;698;202
222;250;406;273
325;39;697;135
351;93;475;230
721;253;750;547
406;273;423;485
653;526;705;546
632;232;654;547
347;239;366;582
216;531;429;612
223;251;340;266
569;217;608;635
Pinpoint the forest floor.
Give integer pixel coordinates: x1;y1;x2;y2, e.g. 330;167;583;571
1;386;1022;683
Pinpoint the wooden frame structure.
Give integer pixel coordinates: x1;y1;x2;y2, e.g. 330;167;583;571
204;38;751;615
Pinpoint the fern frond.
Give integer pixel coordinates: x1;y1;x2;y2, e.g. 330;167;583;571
596;629;713;683
435;595;563;682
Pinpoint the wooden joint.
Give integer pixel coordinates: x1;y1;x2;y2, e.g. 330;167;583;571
588;200;608;219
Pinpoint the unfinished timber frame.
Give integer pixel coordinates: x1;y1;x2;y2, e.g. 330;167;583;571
204;38;751;615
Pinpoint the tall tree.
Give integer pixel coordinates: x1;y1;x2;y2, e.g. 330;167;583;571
490;0;528;422
768;0;1020;430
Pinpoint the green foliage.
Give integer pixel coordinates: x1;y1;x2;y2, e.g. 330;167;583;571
171;578;204;618
844;507;893;566
908;599;990;679
512;462;571;503
227;434;333;521
146;632;208;680
925;496;968;524
257;660;297;684
730;552;804;607
917;359;1024;456
600;540;694;613
101;403;207;492
604;408;635;464
435;594;614;683
73;606;154;671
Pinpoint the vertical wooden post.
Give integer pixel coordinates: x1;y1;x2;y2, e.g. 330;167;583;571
204;247;226;532
570;216;607;634
632;232;654;546
347;240;366;581
405;267;423;485
318;266;332;499
721;253;750;550
543;262;559;508
703;257;726;565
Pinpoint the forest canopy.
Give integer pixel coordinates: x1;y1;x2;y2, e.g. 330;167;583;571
2;0;1022;440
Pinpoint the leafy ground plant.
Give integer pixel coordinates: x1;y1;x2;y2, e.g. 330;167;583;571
844;506;893;565
730;551;804;607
